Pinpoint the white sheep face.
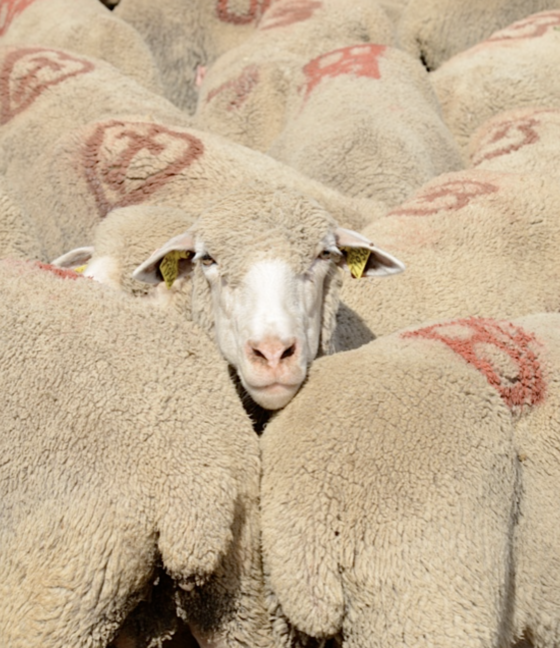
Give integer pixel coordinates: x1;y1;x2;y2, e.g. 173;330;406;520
132;188;404;410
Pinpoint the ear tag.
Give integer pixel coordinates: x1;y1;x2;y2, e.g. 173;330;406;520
159;250;190;289
74;264;87;274
341;247;370;279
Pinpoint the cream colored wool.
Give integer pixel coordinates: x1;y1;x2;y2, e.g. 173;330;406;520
431;11;560;154
261;312;560;647
10;116;384;260
114;0;266;113
334;169;560;351
0;175;41;259
52;205;199;315
0;0;163;94
468;107;560;175
398;0;560;71
0;258;272;648
195;0;394;151
0;45;192;185
268;44;463;207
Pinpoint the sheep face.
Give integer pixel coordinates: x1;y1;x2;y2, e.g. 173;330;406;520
134;188;404;409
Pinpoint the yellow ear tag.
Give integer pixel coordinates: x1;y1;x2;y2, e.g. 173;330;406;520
341;247;370;279
159;250;190;289
74;264;87;274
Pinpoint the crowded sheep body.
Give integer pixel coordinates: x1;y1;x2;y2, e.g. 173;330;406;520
0;1;559;647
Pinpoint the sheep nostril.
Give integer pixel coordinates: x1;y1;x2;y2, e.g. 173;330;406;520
281;344;296;360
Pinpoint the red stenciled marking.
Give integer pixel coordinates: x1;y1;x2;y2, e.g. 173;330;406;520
205;64;259;110
82;120;205;217
258;0;322;30
0;0;39;36
0;47;94;125
472;117;541;165
390;180;499;217
302;44;386;100
34;261;83;280
216;0;272;24
403;317;545;411
487;11;560;42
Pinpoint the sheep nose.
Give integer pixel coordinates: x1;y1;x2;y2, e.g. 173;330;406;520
246;337;298;369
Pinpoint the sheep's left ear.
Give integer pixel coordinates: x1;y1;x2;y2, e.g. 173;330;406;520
132;231;196;289
334;227;405;278
51;246;95;273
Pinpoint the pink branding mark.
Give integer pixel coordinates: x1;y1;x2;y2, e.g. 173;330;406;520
0;47;94;125
216;0;272;24
488;11;560;42
403;317;545;411
390;180;499;217
302;44;386;100
205;64;259;110
34;261;83;281
82;120;205;217
0;0;39;36
258;0;322;30
471;110;559;166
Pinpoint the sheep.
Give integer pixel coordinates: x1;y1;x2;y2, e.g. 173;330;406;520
0;257;273;648
468;107;560;176
0;45;192;185
194;0;395;151
430;10;560;155
53;187;403;412
267;43;463;207
114;0;268;113
10;115;387;260
334;169;560;351
260;311;560;647
0;0;163;94
0;174;41;259
398;0;560;71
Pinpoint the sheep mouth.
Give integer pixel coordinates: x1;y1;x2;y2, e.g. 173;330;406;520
244;380;302;410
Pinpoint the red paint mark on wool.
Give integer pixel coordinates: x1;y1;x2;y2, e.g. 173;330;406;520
472;115;545;166
205;64;259;110
258;0;322;30
216;0;272;24
34;261;83;280
302;44;386;100
488;11;560;42
82;120;205;217
403;317;546;411
390;180;498;217
0;0;38;36
0;47;94;125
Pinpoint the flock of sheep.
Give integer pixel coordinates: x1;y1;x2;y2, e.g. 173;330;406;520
2;0;560;646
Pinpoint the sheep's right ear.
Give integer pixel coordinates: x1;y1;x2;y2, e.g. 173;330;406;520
132;231;196;289
51;247;95;273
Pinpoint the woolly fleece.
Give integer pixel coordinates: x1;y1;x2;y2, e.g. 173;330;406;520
334;169;560;351
261;312;560;647
0;258;272;648
431;11;560;154
0;0;163;94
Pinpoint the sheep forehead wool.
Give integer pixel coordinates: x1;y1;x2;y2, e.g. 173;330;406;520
82;119;205;217
0;45;95;126
193;185;337;275
402;316;546;413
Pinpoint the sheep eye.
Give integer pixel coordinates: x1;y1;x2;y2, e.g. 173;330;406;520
200;254;216;267
318;250;335;261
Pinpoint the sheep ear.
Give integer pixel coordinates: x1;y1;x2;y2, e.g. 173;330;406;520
51;246;95;273
334;227;405;278
132;231;196;289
